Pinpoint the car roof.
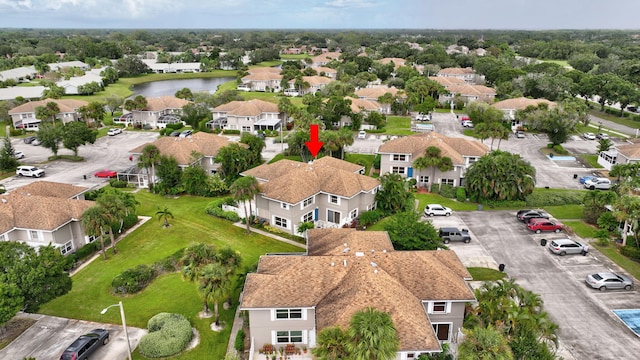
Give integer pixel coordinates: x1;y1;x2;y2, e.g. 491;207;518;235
551;238;577;244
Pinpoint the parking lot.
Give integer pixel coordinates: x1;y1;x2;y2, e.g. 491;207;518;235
428;211;640;360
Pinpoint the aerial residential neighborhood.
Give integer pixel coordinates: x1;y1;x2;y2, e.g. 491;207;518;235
2;10;640;360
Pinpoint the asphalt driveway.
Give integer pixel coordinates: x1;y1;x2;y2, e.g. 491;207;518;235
433;210;640;360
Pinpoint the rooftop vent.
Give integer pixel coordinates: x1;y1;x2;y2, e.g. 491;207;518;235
343;259;347;267
370;262;377;267
355;252;364;257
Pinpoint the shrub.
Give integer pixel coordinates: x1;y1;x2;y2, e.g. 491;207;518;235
552;144;568;154
205;197;241;222
139;312;193;358
359;210;382;226
525;190;584;206
430;183;440;194
234;329;246;352
373;154;381;170
152;250;183;273
620;245;640;260
456;187;466;202
111;264;157;294
439;184;457;198
109;179;129;188
74;242;99;261
223;129;241;135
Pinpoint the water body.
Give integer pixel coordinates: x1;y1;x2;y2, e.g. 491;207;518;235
132;77;235;97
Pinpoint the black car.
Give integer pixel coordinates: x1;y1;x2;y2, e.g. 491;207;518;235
23;135;37;144
169;131;181;137
60;328;109;360
516;209;550;222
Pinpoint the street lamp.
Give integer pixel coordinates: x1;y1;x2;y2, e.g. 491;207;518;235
101;301;132;360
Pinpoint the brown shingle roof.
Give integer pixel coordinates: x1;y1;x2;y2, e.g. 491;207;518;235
616;143;640;159
241;229;475;352
242;72;283;81
355;86;402;99
313;156;364;173
248;67;282;74
492;97;556;110
378;132;489;165
9;98;88;114
429;76;466;86
345;96;381;113
445;83;496;96
129;132;233;165
9;181;88;199
213;99;280;116
311;52;342;63
378;58;406;69
438;67;475;75
143;96;190;111
241;158;379;204
299;75;333;86
311;66;337;74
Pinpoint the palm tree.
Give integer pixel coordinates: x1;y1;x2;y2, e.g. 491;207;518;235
198;263;229;327
180;243;218;316
138;144;161;188
346;307;399;360
413;146;454;189
96;190;128;254
613;194;640;246
155;206;174;228
457;326;514;360
81;206;111;260
229;176;260;234
336;127;355;159
313;326;350;360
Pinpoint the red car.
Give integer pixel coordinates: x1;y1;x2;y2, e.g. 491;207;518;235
527;218;563;234
94;170;117;178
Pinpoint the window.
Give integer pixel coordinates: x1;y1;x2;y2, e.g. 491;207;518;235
276;330;303;343
60;241;73;255
276;309;303;319
329;195;339;204
419;175;429;183
242;126;252;132
391;166;406;174
86;235;97;243
30;230;39;241
274;216;288;229
281;202;289;210
468;157;478;165
433;302;446;313
432;323;451;342
302;212;314;223
350;209;358;219
327;210;341;224
303;197;314;207
441;178;454;186
393;154;407;161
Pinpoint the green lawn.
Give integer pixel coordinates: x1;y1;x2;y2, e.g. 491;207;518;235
383;116;412;135
578;154;602;168
467;267;506;281
545;204;584;219
564;220;599;239
38;191;301;360
344;154;375;175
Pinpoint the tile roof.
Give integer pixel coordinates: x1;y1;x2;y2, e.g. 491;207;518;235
9;98;89;114
241;158;379;204
492;97;556;110
311;52;342;63
143;96;191;111
129;132;233;165
9;181;88;199
616;143;640;159
444;83;496;96
378;132;489;165
242;72;283;81
378;58;406;69
437;67;475;75
311;66;337;74
298;75;333;86
213;99;280;116
428;76;466;86
248;67;282;74
355;86;403;99
345;96;381;113
241;229;475;352
0;191;93;233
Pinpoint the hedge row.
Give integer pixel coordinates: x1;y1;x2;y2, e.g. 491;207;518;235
525;190;585;206
110;250;183;295
205;197;241;222
620;245;640;260
139;313;193;358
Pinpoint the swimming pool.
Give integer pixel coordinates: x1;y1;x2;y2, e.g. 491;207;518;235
612;309;640;337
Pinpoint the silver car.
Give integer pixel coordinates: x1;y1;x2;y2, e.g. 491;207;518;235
585;272;634;291
547;238;588;256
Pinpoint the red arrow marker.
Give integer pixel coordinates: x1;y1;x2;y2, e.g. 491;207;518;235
305;124;324;158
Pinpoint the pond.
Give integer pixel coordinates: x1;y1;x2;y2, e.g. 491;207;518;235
132;77;235;97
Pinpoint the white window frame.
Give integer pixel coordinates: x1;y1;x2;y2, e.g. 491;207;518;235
428;301;451;314
327;209;341;224
273;308;305;320
0;233;6;242
391;166;406;174
350;209;358;219
441;178;455;186
281;202;289;210
273;216;289;229
242;125;252;132
272;330;307;344
328;194;340;205
60;240;73;255
29;230;40;241
302;196;314;208
302;211;314;223
392;154;407;161
432;322;453;343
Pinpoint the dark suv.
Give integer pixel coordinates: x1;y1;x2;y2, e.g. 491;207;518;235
439;227;471;244
60;328;109;360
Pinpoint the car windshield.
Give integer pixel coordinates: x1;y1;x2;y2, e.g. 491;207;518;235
592;274;603;280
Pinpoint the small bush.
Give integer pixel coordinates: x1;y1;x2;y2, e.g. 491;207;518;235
139;313;193;358
223;129;241;135
74;242;99;261
111;264;157;294
152;250;183;273
373;154;381;170
430;183;440;194
552;144;568;154
620;245;640;260
525;190;584;206
109;179;129;188
234;329;246;352
205;197;241;222
359;210;382;226
439;184;456;198
456;187;466;202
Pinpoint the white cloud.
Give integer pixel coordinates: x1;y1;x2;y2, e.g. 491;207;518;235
325;0;378;8
0;0;34;10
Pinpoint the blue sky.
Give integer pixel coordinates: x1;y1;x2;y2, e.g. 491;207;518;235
1;0;639;29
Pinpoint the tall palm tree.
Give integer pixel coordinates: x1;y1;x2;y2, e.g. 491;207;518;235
414;146;454;189
198;263;229;327
229;176;260;234
337;127;355;159
155;206;174;228
613;194;640;246
138;144;161;188
346;307;399;360
81;206;111;260
96;190;129;254
180;243;218;315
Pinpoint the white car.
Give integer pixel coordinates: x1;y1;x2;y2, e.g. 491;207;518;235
461;120;474;128
16;165;45;178
583;132;596;140
107;128;122;136
357;131;367;139
584;177;612;190
515;131;525;138
424;204;452;217
14;151;24;159
596;133;609;140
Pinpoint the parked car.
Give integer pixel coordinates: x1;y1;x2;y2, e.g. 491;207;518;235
94;170;117;178
14;150;24;159
169;131;181;137
416;113;430;121
357;130;367;139
547;238;588;255
439;227;471;244
584;177;611;190
461;120;474;128
16;165;44;178
516;209;550;222
596;133;610;140
515;130;525;138
424;204;452;217
179;129;193;138
585;272;634;291
107;128;122;136
59;328;109;360
23;135;37;144
579;175;597;184
31;138;41;146
583;132;596;140
527;218;563;233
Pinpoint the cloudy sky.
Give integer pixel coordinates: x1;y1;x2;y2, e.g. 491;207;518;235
1;0;638;29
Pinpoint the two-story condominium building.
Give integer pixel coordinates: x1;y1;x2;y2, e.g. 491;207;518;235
492;97;556;131
309;66;338;79
598;142;640;170
354;86;404;115
208;99;282;133
0;181;93;256
123;96;190;129
377;132;489;188
438;83;496;105
8;98;89;130
287;75;334;96
238;67;283;92
436;67;483;84
309;52;341;67
240;228;476;359
240;157;379;235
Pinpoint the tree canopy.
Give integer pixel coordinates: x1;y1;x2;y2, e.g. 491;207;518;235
464;150;536;202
